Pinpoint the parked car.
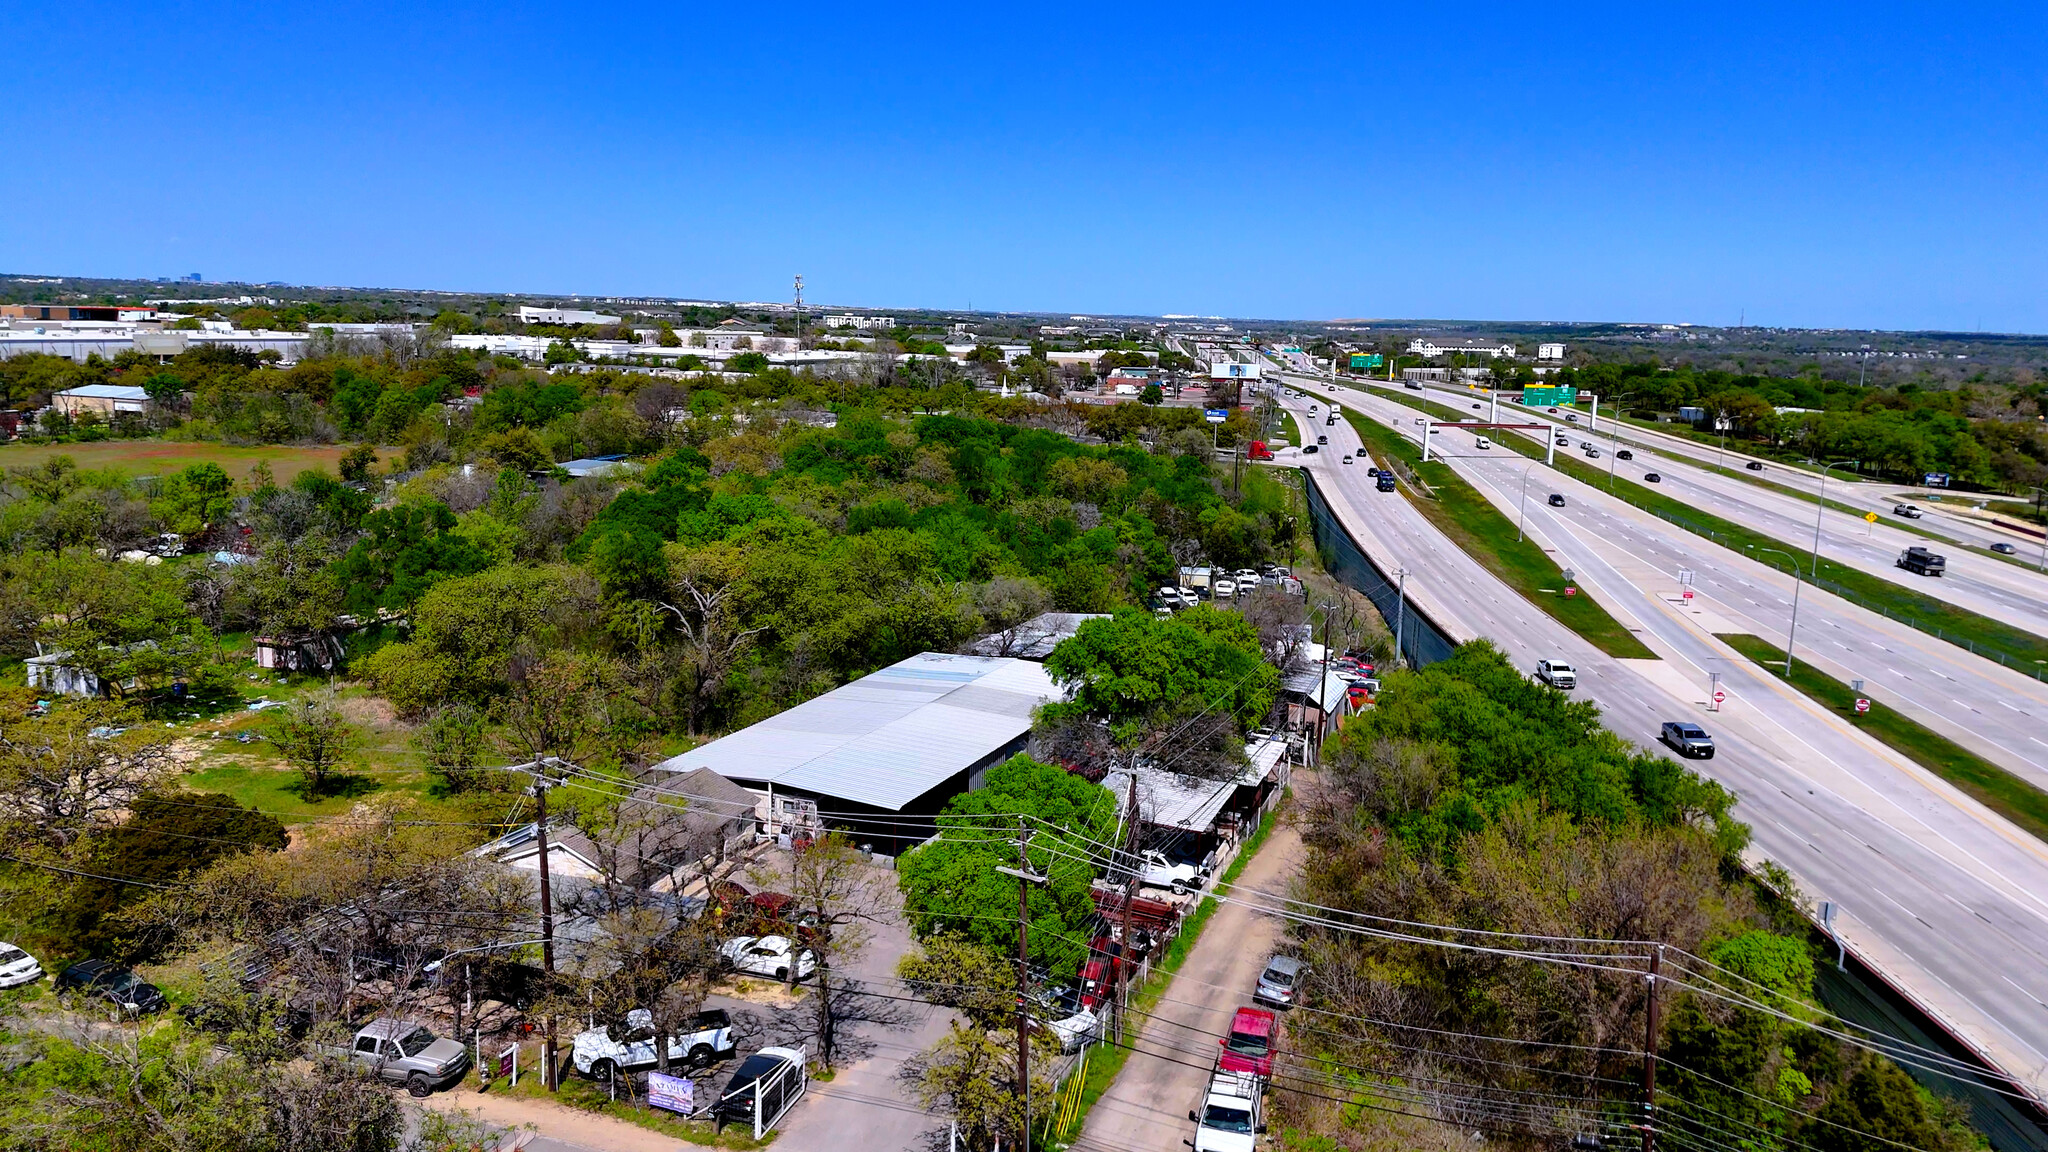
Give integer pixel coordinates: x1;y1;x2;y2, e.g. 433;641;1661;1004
1190;1068;1266;1151
1617;449;1633;460
1535;659;1577;690
1218;1006;1278;1078
573;1007;735;1079
1660;721;1715;759
1235;569;1262;589
720;935;818;982
1136;849;1207;895
1214;578;1238;599
1745;460;1764;470
321;1019;469;1096
1255;955;1305;1007
1992;542;2019;555
0;942;43;989
1547;493;1566;507
55;959;166;1015
1644;472;1662;483
711;1046;809;1131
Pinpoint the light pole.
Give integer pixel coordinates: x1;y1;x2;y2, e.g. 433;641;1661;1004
1748;546;1805;678
2029;486;2048;573
1811;459;1860;585
1392;567;1409;669
1516;458;1542;542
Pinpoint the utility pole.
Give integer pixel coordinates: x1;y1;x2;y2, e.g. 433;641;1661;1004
1640;945;1663;1152
519;759;566;1092
997;823;1047;1152
1116;776;1140;1042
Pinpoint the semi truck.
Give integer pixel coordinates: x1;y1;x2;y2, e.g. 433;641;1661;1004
1247;441;1273;461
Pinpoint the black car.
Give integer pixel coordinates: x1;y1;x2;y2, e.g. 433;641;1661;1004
1616;449;1633;460
1644;472;1662;483
1301;444;1318;454
1547;494;1566;507
1992;542;2019;555
1745;461;1764;471
57;959;167;1015
1316;435;1327;444
712;1047;808;1131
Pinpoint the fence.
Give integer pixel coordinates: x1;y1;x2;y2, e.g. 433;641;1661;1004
1302;469;1458;668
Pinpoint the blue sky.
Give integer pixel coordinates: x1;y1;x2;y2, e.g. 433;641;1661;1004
4;3;2044;331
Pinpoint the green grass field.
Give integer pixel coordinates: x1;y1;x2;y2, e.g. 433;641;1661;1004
0;439;362;484
1340;408;1656;659
1717;632;2048;846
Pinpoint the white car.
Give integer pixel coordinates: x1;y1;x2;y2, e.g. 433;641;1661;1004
572;1007;735;1078
0;942;42;989
1234;569;1261;589
1213;578;1237;599
720;935;817;982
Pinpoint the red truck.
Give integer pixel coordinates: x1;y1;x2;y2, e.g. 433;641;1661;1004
1217;1005;1277;1078
1247;441;1274;461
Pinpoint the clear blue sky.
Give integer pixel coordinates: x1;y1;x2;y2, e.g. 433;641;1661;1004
5;3;2043;331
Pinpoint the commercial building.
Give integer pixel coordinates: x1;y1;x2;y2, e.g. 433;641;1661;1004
51;383;150;418
1537;342;1567;361
515;306;622;326
823;314;894;330
649;652;1065;852
1407;338;1517;359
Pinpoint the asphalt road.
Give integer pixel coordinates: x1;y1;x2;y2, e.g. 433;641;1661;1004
1266;380;2048;1102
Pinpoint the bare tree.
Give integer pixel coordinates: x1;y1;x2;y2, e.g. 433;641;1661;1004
0;700;176;851
751;832;896;1071
965;577;1055;656
658;558;767;736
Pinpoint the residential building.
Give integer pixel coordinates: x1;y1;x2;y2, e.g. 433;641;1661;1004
1407;338;1517;359
1537;342;1567;361
479;768;758;891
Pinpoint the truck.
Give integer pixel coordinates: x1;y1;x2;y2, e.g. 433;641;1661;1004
571;1007;736;1080
1897;546;1946;577
1375;473;1396;492
1187;1068;1265;1152
323;1018;470;1097
1535;660;1577;690
1136;849;1208;895
1247;441;1273;461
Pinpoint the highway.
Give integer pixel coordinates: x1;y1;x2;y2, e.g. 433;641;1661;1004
1304;373;2048;798
1265;380;2048;1102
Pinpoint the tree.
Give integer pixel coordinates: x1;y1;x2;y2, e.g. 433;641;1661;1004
1139;382;1163;405
897;934;1017;1029
898;1023;1057;1152
0;698;176;851
338;444;377;482
31;549;212;698
754;831;895;1071
150;462;236;537
659;549;769;735
268;698;359;798
414;703;493;794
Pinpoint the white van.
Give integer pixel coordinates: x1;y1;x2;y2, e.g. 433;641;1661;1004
1474;436;1492;450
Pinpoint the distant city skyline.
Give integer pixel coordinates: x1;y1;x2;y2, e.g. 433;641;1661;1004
4;3;2043;333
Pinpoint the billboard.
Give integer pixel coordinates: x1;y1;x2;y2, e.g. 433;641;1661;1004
1923;472;1950;488
1204;408;1229;424
1349;353;1383;369
1522;384;1579;407
1211;362;1263;380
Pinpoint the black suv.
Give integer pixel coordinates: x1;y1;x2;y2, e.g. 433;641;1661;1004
56;959;168;1015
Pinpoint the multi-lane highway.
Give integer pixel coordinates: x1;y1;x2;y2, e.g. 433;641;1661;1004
1265;380;2048;1102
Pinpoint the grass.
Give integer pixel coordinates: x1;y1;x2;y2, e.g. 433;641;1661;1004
1356;385;2048;674
1275;410;1303;449
1050;798;1285;1148
1716;633;2048;846
1339;408;1657;659
182;759;420;821
0;439;361;484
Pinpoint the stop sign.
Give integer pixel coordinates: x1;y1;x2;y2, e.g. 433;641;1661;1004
1855;698;1870;714
1682;589;1694;601
1713;690;1727;704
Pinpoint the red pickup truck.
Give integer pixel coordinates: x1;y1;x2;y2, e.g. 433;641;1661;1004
1217;1005;1277;1078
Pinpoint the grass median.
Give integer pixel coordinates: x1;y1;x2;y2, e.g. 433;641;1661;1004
1341;408;1657;660
1353;385;2048;673
1716;632;2048;846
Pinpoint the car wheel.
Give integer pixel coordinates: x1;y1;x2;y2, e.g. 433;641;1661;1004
689;1044;714;1066
1171;881;1190;896
407;1073;433;1098
776;967;790;983
593;1059;619;1084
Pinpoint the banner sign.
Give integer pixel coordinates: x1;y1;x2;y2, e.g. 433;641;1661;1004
648;1072;695;1115
1204;408;1228;424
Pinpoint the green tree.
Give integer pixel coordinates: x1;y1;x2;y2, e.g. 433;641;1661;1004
267;697;359;798
338;444;377;483
151;462;235;536
1139;382;1163;405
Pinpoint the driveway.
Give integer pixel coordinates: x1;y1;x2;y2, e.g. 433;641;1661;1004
1071;787;1307;1152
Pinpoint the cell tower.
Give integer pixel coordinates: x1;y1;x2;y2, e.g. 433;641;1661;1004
793;275;804;309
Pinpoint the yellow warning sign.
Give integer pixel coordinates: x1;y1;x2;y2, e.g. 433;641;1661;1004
1864;512;1878;523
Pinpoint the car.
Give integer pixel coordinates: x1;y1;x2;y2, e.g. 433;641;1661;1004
1157;586;1187;608
1584;447;1601;458
1235;569;1262;589
1254;955;1305;1007
1644;472;1661;483
710;1046;809;1131
323;1019;470;1096
1190;1068;1266;1151
1308;405;1317;413
1470;402;1481;410
1316;435;1327;444
55;959;167;1015
1546;406;1559;413
1404;380;1422;390
1343;455;1355;464
1413;418;1426;426
1565;413;1579;422
1893;504;1923;519
719;935;817;983
1137;849;1208;894
0;942;43;989
1617;449;1633;460
1745;461;1764;471
1213;578;1237;598
1474;437;1492;450
1661;721;1715;759
1375;474;1396;491
1547;493;1566;507
1300;444;1318;454
1218;1006;1278;1078
573;1007;736;1079
1325;415;1336;425
1555;436;1570;446
1993;542;2019;555
1535;659;1577;689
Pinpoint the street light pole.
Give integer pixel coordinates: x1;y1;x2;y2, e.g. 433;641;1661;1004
2030;486;2048;573
1811;459;1860;586
1392;568;1409;669
1516;458;1541;543
1748;546;1805;678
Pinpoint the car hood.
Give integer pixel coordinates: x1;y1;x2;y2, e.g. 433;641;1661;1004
419;1038;468;1067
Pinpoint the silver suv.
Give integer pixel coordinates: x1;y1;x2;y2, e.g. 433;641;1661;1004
1255;955;1305;1007
1661;721;1715;760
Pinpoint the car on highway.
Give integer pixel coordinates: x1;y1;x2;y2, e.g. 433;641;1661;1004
1316;435;1327;444
1745;461;1764;471
1404;381;1422;390
1547;493;1566;507
1375;473;1396;491
56;959;166;1015
1584;447;1601;458
1616;449;1633;460
1644;472;1662;483
1475;437;1492;450
1993;542;2019;555
1893;504;1924;519
719;935;817;982
1565;413;1579;422
1343;455;1354;464
1535;659;1577;689
1555;436;1570;446
1301;444;1317;454
1546;406;1559;413
1660;722;1715;759
0;942;43;989
1255;955;1305;1007
1325;415;1336;425
1470;402;1481;410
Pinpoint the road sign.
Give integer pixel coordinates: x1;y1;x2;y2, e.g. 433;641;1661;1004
1713;690;1727;704
1563;586;1577;598
1204;408;1228;424
1864;511;1878;523
1854;698;1870;714
1682;589;1694;601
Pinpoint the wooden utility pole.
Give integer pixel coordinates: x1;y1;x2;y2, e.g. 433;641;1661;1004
1116;775;1140;1042
1015;823;1034;1152
525;760;563;1092
1640;945;1663;1152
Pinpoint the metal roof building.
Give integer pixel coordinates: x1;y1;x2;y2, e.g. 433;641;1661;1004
650;652;1065;824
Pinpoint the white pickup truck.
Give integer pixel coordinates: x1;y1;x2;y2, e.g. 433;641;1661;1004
1535;659;1577;690
571;1007;735;1079
1137;850;1208;896
1187;1068;1265;1152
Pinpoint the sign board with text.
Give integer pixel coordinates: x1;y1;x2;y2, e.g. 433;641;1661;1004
1349;353;1383;369
1204;408;1228;424
1521;384;1579;407
648;1072;695;1115
1923;472;1950;487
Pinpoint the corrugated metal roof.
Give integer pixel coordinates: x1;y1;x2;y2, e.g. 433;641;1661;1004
651;652;1063;811
58;384;150;400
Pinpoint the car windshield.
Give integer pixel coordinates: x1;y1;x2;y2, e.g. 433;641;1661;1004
1262;968;1294;987
0;947;26;964
398;1027;438;1057
1202;1104;1255;1133
1226;1030;1268;1055
1677;726;1705;738
105;972;141;993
